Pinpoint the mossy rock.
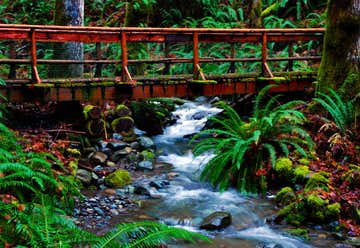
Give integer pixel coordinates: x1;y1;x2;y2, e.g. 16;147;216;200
86;119;106;138
140;150;155;162
104;169;132;188
294;165;310;182
298;158;310;166
114;104;132;118
305;172;330;192
275;187;296;206
325;203;341;218
274;157;293;178
83;105;102;120
66;148;81;158
111;116;134;134
287;228;309;240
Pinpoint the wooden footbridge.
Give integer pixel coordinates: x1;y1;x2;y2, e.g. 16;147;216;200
0;24;324;103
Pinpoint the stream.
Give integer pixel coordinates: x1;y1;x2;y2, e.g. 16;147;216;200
137;97;314;248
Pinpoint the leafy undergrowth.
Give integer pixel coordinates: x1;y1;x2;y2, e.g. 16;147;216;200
274;97;360;237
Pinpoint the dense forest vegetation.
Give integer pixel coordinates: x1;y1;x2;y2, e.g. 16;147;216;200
0;0;359;247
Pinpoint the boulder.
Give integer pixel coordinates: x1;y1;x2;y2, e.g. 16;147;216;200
107;141;128;151
104;169;132;188
137;136;155;150
149;180;170;189
200;211;232;230
76;169;92;185
89;151;108;165
137;161;154;171
134;184;151;196
110;149;130;162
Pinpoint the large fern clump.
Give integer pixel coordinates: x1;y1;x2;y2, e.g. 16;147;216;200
192;85;314;194
314;88;356;134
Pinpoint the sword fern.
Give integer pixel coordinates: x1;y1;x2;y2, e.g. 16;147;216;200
192;85;314;194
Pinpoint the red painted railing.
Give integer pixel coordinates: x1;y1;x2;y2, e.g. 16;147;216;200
0;24;324;85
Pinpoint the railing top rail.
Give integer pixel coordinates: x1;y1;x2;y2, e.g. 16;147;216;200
0;24;325;34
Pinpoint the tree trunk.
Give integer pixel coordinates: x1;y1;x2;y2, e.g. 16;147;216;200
318;0;360;94
249;0;263;28
51;0;84;78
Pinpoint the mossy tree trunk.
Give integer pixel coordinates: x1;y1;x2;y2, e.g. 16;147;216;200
51;0;84;78
318;0;360;94
248;0;263;28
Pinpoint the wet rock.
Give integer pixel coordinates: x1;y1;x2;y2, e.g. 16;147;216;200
154;162;173;170
110;149;130;162
97;141;108;150
107;141;128;151
134;184;151;196
93;165;103;172
112;133;123;140
200;211;232;230
90;151;108;165
83;147;96;155
76;169;92;185
130;141;140;149
100;148;113;157
104;188;116;196
91;172;99;180
191;111;208;120
335;244;354;248
149;180;170;189
106;161;116;167
137;136;155;150
94;207;105;216
167;172;179;180
137;161;154;171
104;169;132;188
110;209;119;216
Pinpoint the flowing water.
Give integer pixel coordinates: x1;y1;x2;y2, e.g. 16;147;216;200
135;98;332;247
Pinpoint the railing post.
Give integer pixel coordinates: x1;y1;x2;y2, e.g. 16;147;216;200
261;32;273;78
193;31;199;78
30;28;41;83
121;31;128;82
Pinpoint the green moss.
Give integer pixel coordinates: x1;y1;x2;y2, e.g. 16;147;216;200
114;104;132;117
68;160;78;177
294;165;310;181
83;105;95;120
274;157;293;178
32;83;54;88
66;148;81;158
140;150;155;162
305;172;330;192
190;80;217;84
104;169;132;188
257;76;287;82
298;158;310;166
275;187;296;206
306;194;326;208
111;116;135;133
326;203;341;217
60;82;87;88
90;82;115;87
288;228;309;240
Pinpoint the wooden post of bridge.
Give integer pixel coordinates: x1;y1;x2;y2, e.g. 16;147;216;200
288;43;294;71
261;32;273;78
30;28;41;83
193;31;199;79
121;31;128;82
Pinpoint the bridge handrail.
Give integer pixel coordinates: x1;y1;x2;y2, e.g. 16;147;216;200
0;24;325;84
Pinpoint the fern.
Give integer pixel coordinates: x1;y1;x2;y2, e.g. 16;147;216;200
192;85;314;194
314;88;355;134
95;221;210;248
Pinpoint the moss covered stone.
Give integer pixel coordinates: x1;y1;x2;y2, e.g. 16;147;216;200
114;104;132;118
294;165;310;182
288;228;309;240
305;172;330;192
140;150;155;162
326;203;341;217
274;157;293;178
104;169;132;188
275;187;296;206
111;116;134;134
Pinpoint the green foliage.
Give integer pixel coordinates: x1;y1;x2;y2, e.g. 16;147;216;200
94;221;210;248
275;186;296;206
192;85;314;194
314;88;355;134
304;172;330;192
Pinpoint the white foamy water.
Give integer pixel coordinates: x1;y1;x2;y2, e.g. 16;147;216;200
149;99;312;248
